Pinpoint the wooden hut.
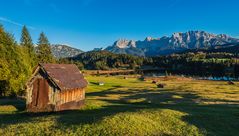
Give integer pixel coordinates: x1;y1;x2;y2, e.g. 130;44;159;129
26;64;88;112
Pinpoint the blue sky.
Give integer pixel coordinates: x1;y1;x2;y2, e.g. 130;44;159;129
0;0;239;51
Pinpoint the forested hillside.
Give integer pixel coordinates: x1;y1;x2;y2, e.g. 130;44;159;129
61;51;152;70
61;50;239;78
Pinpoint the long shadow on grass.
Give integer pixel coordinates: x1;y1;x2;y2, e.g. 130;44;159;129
0;98;26;111
84;88;239;136
0;88;239;135
0;98;55;126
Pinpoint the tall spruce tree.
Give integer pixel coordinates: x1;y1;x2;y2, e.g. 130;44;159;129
20;26;36;67
37;32;54;63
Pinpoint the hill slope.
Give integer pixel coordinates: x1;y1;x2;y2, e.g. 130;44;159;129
70;51;147;70
51;44;84;58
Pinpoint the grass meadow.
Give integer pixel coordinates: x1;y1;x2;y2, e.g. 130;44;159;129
0;75;239;136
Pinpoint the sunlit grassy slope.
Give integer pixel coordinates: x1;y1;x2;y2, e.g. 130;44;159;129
0;76;239;136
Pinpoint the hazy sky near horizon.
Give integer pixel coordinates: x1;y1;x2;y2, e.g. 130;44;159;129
0;0;239;51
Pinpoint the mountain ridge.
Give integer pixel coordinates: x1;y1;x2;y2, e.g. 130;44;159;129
50;44;84;58
105;31;239;56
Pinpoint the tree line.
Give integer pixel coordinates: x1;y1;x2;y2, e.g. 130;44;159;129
151;52;239;78
59;49;239;79
59;51;152;70
0;25;55;97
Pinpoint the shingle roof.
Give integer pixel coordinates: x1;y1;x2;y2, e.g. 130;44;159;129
40;63;88;91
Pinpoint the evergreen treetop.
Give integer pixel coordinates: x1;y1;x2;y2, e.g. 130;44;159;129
20;26;33;48
20;26;36;67
37;32;54;63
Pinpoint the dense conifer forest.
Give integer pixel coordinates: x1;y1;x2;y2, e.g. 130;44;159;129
65;51;239;78
151;52;239;78
0;25;54;97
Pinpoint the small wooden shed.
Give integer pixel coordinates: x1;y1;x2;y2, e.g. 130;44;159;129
26;63;88;112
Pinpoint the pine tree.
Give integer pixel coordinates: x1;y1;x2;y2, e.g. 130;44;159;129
20;26;33;49
37;32;54;63
20;26;36;67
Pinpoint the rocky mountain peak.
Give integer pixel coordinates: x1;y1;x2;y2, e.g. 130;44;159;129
114;39;136;48
105;31;239;57
50;44;84;58
145;37;153;41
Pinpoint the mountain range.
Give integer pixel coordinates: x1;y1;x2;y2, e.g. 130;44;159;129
50;44;84;58
105;31;239;56
49;31;239;58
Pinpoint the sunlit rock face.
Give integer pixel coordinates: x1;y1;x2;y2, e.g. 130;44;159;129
105;31;239;56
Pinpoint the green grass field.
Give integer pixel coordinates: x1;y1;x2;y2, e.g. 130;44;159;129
0;76;239;136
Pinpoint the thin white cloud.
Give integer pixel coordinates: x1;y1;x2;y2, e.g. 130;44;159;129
0;17;35;30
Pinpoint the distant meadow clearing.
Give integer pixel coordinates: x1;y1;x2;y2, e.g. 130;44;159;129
0;75;239;136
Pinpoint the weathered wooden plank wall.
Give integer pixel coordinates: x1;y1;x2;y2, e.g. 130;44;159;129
58;89;85;105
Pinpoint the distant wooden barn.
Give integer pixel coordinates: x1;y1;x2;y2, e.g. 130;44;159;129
26;64;88;112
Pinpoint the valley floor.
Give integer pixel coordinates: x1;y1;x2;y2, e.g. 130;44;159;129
0;76;239;136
